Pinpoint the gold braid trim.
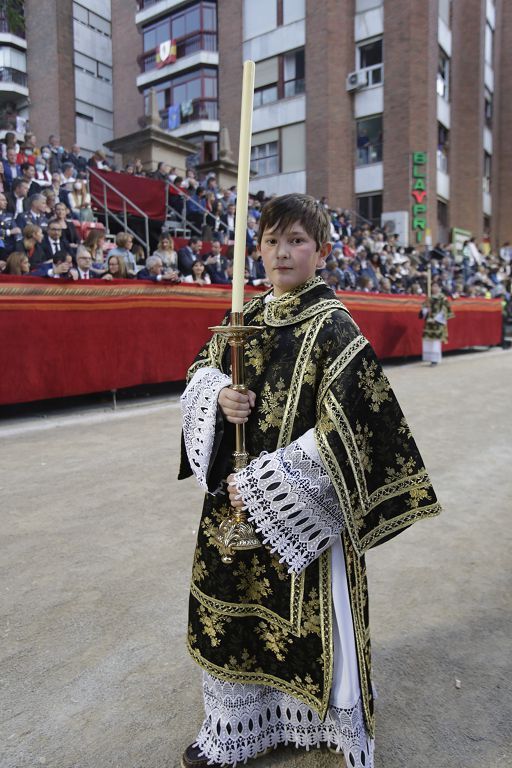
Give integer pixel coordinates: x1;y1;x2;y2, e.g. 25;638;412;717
277;309;333;448
188;549;334;720
367;470;431;509
359;502;442;551
191;571;305;635
342;532;375;738
316;335;369;414
265;298;344;328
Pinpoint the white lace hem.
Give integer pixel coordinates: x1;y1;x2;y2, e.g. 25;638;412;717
195;672;374;767
234;430;344;575
181;367;232;490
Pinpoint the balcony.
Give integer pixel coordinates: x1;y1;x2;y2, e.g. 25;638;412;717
0;67;28;100
160;97;217;129
0;17;25;38
356;142;382;166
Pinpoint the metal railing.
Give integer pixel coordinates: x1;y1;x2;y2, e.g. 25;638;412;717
160;98;217;130
0;18;25;37
0;67;28;87
88;167;151;253
356;141;383;166
140;31;217;72
165;182;230;240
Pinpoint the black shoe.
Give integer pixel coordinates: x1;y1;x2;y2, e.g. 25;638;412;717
181;744;221;768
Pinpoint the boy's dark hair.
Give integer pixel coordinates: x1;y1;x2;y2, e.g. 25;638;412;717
257;194;331;249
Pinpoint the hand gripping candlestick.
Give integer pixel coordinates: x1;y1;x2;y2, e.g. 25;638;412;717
209;60;262;564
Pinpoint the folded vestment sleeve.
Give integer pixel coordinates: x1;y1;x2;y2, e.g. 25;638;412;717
234;428;345;575
180;366;232;490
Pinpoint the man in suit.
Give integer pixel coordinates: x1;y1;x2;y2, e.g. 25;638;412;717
31;251;75;279
221;202;236;240
41;220;73;261
6;178;30;217
16;193;49;232
65;144;88;177
2;147;21;192
137;255;180;282
177;236;202;277
21;163;42;196
203;239;229;284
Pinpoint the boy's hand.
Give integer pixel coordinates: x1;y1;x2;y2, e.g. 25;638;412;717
218;387;256;424
227;473;244;508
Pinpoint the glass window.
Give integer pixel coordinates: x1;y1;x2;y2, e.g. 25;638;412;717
358;39;382;68
438;0;452;27
485;23;494;66
98;63;112;83
73;3;88;23
357;194;382;228
437;123;449;173
172;14;185;38
88;11;111;36
483;152;492;193
437;48;450;101
75;51;96;76
484;89;493;128
254;84;278;107
143;27;156;51
251;141;279;176
356;115;383;165
203;5;217;31
185;6;201;34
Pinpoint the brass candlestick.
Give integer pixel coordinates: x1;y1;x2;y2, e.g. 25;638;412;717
209;311;263;564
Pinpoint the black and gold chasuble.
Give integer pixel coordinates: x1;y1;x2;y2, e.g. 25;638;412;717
422;294;455;342
179;277;441;738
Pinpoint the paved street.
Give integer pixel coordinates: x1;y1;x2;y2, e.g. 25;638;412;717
1;349;511;768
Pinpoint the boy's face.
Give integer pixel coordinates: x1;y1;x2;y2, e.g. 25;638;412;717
258;221;331;297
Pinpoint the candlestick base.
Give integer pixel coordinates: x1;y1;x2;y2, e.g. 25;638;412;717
215;512;262;564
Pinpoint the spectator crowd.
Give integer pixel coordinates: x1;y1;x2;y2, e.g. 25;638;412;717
0;130;510;313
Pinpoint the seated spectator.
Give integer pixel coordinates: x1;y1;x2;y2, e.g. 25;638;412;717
246;251;269;287
87;149;111;171
59;162;76;207
183;260;211;285
42;220;73;260
33;156;52;188
152;233;178;271
32;251;75;279
137;255;180;282
3;251;30;275
246;216;258;253
0;190;22;254
178;236;202;276
53;202;80;250
17;193;49;232
74;245;103;279
206;199;227;242
20;162;41;196
124;163;135;175
151;161;171;182
186;186;207;233
21;223;47;267
82;229;107;267
221;202;236;240
2;147;21;192
65;144;88;177
102;253;130;280
41;188;57;216
131;243;146;266
67;179;92;220
202;240;229;284
6;178;29;216
1;132;19;161
134;158;145;176
49;172;62;199
47;134;65;173
107;232;137;275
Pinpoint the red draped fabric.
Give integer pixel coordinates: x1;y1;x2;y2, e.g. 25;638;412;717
0;277;503;405
89;169;167;220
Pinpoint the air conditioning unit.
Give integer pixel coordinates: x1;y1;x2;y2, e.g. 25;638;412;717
346;70;368;92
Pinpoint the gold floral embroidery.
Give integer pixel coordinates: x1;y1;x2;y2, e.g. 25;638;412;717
192;551;207;584
233;556;271;602
255;620;293;661
225;648;258;671
354;421;374;473
398;416;413;439
197;604;232;647
300;588;322;638
408;486;431;508
258;377;287;433
385;454;417;482
270;554;290;581
292;673;320;697
188;624;197;647
356;358;391;412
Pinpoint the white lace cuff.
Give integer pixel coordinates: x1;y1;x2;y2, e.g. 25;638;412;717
234;429;345;574
181;366;232;490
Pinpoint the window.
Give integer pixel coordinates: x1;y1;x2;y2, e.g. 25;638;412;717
355;0;383;10
437;49;450;101
484;89;493;128
144;68;218;123
357;194;382;228
483;152;492;194
142;2;217;57
356;115;382;165
283;49;305;97
438;0;452;27
73;2;111;37
74;52;112;83
437;123;449;173
251;139;279;176
357;38;383;85
437;199;449;242
485;23;494;66
254;85;278;107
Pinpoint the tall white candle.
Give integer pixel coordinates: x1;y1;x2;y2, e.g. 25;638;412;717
231;60;255;314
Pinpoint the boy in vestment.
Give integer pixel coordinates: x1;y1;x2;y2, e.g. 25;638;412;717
179;194;440;768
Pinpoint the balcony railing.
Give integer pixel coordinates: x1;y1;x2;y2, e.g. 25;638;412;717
360;63;383;87
160;97;218;130
0;67;27;87
141;32;217;73
283;77;305;98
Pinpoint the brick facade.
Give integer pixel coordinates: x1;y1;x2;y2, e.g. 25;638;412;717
111;0;144;138
217;0;243;163
383;0;438;244
450;0;486;241
494;0;512;247
305;0;354;209
25;0;75;149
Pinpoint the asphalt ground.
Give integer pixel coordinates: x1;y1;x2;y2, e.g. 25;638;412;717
1;348;511;768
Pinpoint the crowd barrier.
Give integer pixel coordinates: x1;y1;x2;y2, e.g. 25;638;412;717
0;276;503;405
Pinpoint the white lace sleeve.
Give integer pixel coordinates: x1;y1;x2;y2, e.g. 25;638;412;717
180;366;232;490
234;429;345;574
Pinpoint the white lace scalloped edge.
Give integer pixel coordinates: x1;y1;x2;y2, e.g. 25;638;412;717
194;673;374;767
181;367;231;490
234;439;345;575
